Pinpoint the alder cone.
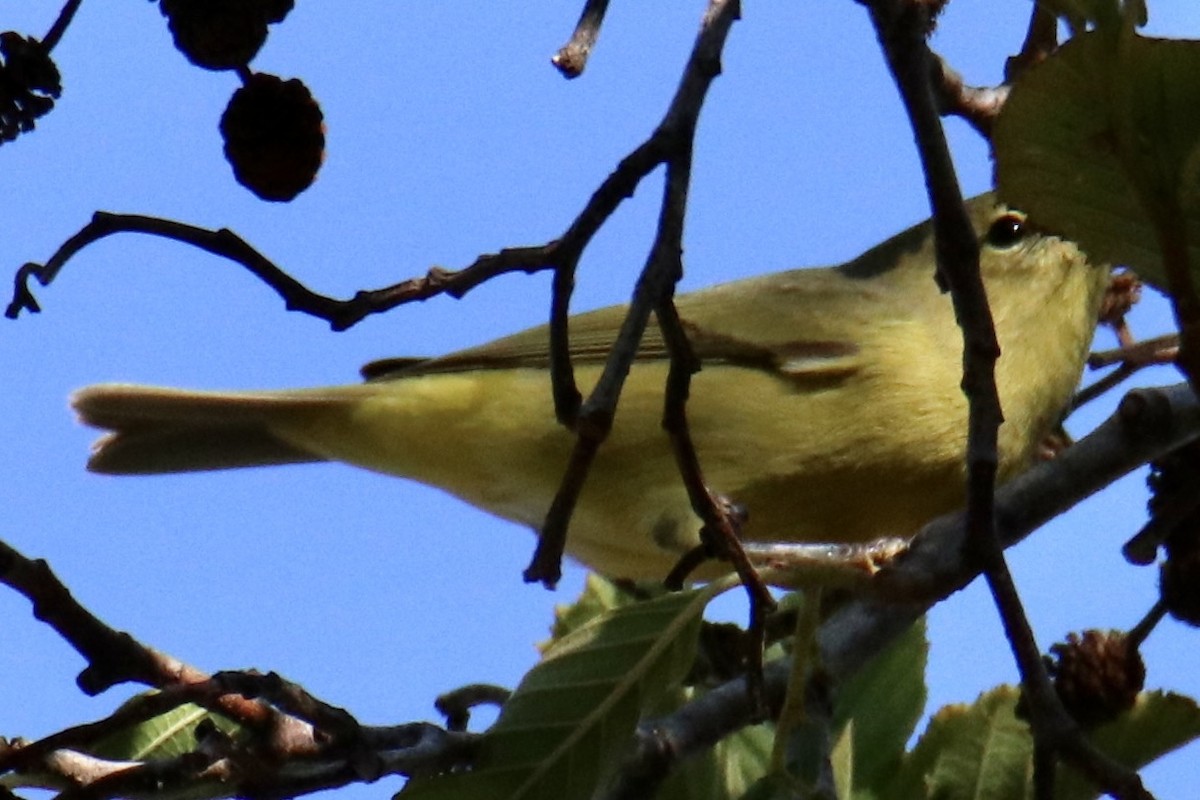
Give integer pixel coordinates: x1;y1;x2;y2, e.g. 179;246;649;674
0;32;62;144
159;0;269;71
1047;630;1145;728
1145;441;1200;625
261;0;296;24
1162;536;1200;626
220;73;325;202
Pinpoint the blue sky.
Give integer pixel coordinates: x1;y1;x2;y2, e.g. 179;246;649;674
2;3;1197;798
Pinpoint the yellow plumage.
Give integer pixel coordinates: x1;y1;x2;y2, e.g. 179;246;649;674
73;194;1111;579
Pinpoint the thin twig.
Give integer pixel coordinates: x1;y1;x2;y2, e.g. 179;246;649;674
435;684;512;732
655;297;775;698
1072;334;1179;412
1072;363;1139;412
524;0;744;588
41;0;84;51
1089;333;1179;370
8;722;475;800
209;671;360;744
552;0;611;78
929;53;1009;137
0;540;479;797
861;2;1150;798
0;540;272;725
1126;600;1168;649
5;214;562;331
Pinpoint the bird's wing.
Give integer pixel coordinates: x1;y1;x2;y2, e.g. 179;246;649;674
362;268;869;384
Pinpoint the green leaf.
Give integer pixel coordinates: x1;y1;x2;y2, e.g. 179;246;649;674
655;720;774;800
833;618;928;796
1056;691;1200;800
400;584;718;800
86;698;243;762
883;686;1032;800
830;720;854;800
542;574;649;651
994;31;1200;293
883;687;1200;800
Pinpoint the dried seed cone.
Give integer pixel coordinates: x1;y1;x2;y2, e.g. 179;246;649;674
1146;441;1200;513
1047;630;1144;727
0;32;61;144
1144;441;1200;623
1162;532;1200;626
220;73;325;202
262;0;296;24
159;0;292;70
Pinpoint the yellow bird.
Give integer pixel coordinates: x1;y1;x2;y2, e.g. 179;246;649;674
73;194;1111;580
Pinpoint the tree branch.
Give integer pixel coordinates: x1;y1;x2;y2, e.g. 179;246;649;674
607;382;1200;797
0;541;480;799
523;0;745;588
552;0;611;78
864;2;1087;797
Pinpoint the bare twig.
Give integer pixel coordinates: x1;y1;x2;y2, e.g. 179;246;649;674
655;297;775;699
0;541;479;798
929;53;1009;138
5;215;562;331
0;682;272;778
861;1;1151;798
0;540;272;725
931;3;1064;147
552;0;611;78
1072;289;1177;406
4;135;663;431
524;0;745;588
1074;335;1180;412
6;722;475;800
208;671;360;743
434;684;511;732
1089;334;1179;370
41;0;84;52
1097;270;1144;339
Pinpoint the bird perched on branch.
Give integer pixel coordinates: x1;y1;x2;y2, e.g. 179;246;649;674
73;194;1111;581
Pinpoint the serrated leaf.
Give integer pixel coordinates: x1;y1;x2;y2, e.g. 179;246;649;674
994;31;1200;293
1056;691;1200;800
883;686;1032;800
400;585;718;800
883;687;1200;800
542;574;656;653
833;618;927;796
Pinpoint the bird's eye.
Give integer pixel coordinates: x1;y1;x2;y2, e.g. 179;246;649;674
984;213;1028;249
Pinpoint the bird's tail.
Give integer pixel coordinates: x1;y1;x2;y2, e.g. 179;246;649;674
72;384;333;475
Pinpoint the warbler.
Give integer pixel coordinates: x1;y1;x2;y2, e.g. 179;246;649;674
73;194;1111;580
